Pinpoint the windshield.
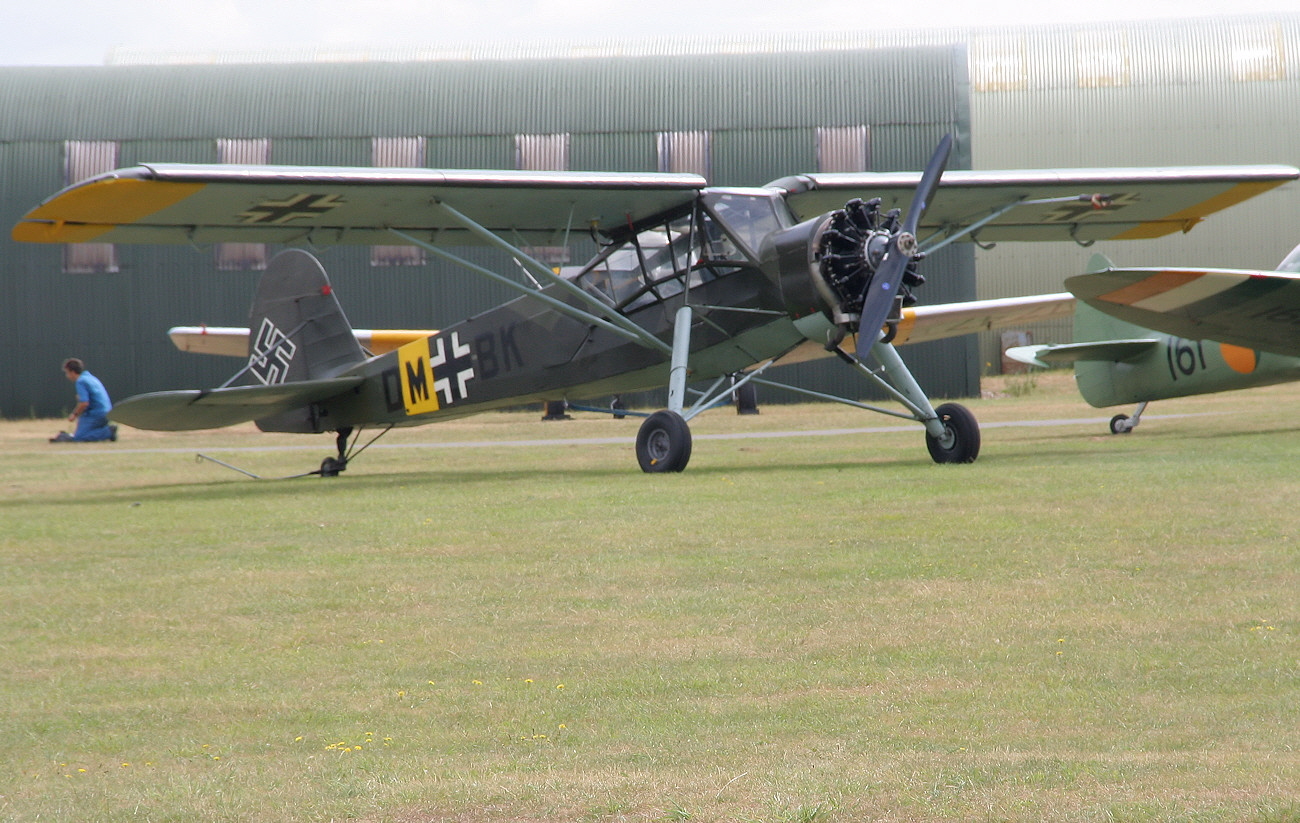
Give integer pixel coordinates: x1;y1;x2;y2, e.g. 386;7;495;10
703;192;786;258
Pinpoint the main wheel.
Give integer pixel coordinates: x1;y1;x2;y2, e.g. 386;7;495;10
925;402;980;464
636;410;692;473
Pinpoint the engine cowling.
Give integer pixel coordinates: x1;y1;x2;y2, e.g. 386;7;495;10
757;198;926;330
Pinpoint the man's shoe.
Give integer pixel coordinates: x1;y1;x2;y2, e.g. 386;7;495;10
109;425;118;442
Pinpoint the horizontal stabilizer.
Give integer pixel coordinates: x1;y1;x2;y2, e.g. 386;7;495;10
894;293;1075;345
1007;339;1158;368
110;376;364;431
169;325;434;357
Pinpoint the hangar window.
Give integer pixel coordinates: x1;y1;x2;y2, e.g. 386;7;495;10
1231;23;1284;82
62;141;120;273
657;131;712;180
371;137;428;267
1075;29;1131;88
515;133;572;265
816;126;870;173
971;34;1028;92
216;138;270;271
516;133;571;172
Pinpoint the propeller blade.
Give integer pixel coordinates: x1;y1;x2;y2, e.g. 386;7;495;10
854;135;953;359
902;133;952;236
853;244;913;359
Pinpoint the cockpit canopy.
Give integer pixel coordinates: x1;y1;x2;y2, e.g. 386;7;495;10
568;190;789;312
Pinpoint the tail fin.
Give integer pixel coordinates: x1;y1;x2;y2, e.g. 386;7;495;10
1085;252;1116;273
247;249;366;385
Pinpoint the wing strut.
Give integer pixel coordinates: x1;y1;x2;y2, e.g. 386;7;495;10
388;225;671;355
399;199;673;354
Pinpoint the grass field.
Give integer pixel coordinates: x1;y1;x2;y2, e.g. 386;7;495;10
2;373;1297;822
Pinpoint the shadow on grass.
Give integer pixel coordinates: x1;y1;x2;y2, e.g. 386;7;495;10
10;416;1291;510
3;451;971;508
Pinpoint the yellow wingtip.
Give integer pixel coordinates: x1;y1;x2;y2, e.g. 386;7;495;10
12;220;114;244
14;177;205;243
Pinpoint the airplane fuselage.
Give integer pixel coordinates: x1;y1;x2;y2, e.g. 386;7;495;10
1076;335;1300;407
315;189;835;429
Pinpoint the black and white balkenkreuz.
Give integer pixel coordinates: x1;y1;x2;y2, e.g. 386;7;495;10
431;331;475;405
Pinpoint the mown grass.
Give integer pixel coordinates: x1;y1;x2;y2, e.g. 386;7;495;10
2;374;1297;822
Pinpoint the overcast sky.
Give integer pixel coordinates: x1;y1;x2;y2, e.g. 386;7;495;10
2;0;1297;66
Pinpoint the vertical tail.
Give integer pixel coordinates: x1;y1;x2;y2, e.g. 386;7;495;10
248;250;366;434
247;249;366;385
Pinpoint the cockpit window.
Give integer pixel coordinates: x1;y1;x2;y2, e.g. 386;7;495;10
568;193;782;313
573;216;697;311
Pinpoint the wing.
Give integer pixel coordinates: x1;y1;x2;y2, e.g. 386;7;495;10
891;293;1075;346
169;326;435;357
1067;267;1300;358
1006;340;1158;368
779;292;1076;366
12;165;706;247
111;377;364;431
772;165;1298;245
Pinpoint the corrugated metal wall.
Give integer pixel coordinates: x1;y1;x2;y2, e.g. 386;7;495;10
0;46;974;419
967;14;1300;367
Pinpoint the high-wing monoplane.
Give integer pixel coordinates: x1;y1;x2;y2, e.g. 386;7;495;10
1033;244;1300;433
14;136;1296;474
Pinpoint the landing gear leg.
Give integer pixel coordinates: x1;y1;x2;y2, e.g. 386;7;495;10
870;340;980;464
320;426;352;477
1109;401;1148;434
638;306;695;473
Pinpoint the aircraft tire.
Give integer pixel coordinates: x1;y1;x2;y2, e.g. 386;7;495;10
1109;414;1134;434
320;456;346;477
636;410;692;473
925;402;980;464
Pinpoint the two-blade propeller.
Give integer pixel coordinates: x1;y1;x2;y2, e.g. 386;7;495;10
854;133;954;360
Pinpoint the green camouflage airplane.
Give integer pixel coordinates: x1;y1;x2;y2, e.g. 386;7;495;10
15;136;1296;474
1019;245;1300;434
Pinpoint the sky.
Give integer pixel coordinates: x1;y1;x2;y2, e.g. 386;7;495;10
2;0;1297;66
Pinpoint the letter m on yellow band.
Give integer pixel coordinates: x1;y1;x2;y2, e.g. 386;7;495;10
397;338;440;415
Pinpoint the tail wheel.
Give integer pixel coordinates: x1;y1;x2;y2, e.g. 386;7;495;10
1109;414;1134;434
925;402;980;464
320;456;347;477
636;410;692;473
